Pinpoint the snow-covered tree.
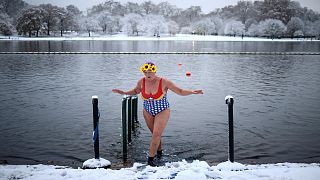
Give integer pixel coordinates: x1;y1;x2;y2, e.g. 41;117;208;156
0;10;14;35
55;8;68;36
97;12;112;33
247;23;262;36
258;18;287;38
313;20;320;38
293;30;303;37
88;0;125;16
245;18;258;31
259;0;293;24
300;8;319;22
183;6;202;23
125;2;142;15
210;16;223;35
191;18;216;35
39;4;63;36
112;16;122;33
16;7;44;37
180;26;192;34
121;13;142;35
157;2;178;18
286;17;304;37
224;20;245;36
168;20;179;35
141;1;158;15
303;21;316;37
0;0;29;18
80;16;100;37
234;1;255;25
140;14;167;36
65;5;82;32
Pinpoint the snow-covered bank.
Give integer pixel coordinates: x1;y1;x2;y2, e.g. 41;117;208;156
0;34;319;42
1;160;319;180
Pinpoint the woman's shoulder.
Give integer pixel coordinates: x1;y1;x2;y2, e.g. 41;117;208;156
137;77;144;85
159;77;172;85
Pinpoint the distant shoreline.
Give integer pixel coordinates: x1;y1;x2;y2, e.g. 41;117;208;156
1;34;319;42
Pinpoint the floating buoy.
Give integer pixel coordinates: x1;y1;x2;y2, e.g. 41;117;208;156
186;71;191;76
178;63;182;67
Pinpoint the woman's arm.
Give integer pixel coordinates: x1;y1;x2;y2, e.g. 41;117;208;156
165;79;203;96
112;79;142;95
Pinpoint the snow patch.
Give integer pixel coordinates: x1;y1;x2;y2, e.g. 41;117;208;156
82;158;111;169
0;160;319;179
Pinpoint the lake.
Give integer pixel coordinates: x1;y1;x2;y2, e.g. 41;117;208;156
0;40;319;168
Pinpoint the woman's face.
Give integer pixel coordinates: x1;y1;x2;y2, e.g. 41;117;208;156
144;71;156;80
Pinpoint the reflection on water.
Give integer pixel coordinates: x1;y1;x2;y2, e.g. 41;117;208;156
0;47;320;168
0;41;320;52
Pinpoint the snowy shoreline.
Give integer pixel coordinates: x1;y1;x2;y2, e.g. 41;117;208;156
0;34;319;42
1;160;319;180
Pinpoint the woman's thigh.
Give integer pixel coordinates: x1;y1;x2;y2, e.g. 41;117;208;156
153;109;170;136
143;108;155;132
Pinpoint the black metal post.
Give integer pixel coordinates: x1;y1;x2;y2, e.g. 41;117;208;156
127;96;132;143
122;96;127;160
132;96;138;130
92;96;100;159
225;95;234;162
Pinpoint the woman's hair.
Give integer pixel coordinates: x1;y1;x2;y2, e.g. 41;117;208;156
146;62;155;66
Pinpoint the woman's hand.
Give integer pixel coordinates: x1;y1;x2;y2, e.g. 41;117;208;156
112;89;125;95
192;90;204;94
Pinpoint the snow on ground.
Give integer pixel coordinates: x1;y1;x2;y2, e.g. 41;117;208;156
0;34;319;42
1;160;319;180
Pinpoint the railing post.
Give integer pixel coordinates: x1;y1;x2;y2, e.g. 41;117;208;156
122;96;127;160
127;96;132;143
225;95;234;162
132;96;138;129
92;96;100;159
82;96;111;169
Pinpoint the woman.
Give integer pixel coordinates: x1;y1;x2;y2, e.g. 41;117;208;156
112;62;203;166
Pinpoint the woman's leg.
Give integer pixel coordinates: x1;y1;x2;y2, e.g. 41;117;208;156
143;109;162;151
149;109;170;158
143;108;154;132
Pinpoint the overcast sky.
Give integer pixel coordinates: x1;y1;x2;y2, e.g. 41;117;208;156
24;0;320;14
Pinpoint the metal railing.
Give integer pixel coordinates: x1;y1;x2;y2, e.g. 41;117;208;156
121;95;138;160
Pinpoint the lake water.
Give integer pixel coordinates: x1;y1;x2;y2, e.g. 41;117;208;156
0;41;320;168
0;40;319;52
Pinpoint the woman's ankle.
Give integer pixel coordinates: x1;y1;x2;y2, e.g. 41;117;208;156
147;156;156;167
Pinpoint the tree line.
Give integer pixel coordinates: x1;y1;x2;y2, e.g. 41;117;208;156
0;0;319;39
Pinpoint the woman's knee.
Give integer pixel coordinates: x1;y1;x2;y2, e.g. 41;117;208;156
152;131;162;140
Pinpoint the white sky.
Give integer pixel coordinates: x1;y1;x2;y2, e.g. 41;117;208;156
23;0;320;14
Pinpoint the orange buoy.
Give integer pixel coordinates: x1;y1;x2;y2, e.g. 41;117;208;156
186;71;191;76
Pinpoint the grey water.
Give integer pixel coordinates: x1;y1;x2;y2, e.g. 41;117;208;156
0;41;320;168
0;40;319;52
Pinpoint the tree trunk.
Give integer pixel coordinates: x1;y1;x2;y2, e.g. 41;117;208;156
36;30;39;37
47;23;50;36
88;31;91;37
60;19;63;37
29;31;31;37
